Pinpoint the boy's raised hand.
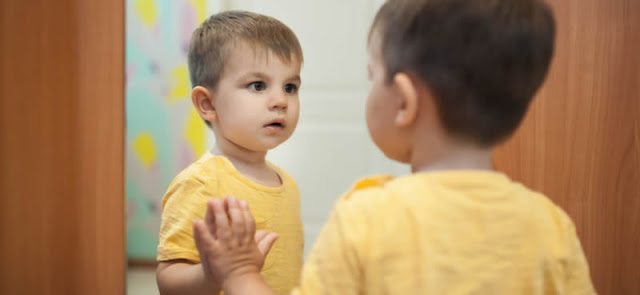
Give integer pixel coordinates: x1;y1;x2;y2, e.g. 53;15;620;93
193;196;279;292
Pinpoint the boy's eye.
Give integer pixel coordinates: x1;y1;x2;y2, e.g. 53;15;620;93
248;81;266;91
283;83;298;94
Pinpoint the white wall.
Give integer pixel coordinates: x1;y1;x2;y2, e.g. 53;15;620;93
207;0;409;257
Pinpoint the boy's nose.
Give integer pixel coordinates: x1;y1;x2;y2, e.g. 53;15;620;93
269;91;288;110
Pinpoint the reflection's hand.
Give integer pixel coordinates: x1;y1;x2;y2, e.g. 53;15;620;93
193;196;278;288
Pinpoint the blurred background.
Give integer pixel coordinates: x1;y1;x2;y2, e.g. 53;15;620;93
1;0;638;294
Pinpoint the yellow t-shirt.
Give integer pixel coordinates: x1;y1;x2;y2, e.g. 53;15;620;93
157;152;303;295
294;171;595;295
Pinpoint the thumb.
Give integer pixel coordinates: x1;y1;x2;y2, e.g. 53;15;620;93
256;232;279;257
193;220;217;256
254;230;269;244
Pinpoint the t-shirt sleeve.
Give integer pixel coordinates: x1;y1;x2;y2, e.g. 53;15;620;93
291;192;374;295
157;176;211;263
565;221;597;295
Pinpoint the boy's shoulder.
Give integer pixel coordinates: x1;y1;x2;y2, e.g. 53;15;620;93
339;172;574;224
337;173;579;250
165;153;298;198
169;152;219;187
163;152;242;202
161;152;229;210
341;175;395;200
335;175;396;215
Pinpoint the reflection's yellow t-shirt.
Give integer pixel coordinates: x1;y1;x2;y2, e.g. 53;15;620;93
293;171;595;295
157;152;303;295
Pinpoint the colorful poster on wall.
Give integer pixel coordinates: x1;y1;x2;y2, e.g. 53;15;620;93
126;0;210;260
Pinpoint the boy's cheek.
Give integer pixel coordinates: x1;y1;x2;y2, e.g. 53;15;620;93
289;110;300;129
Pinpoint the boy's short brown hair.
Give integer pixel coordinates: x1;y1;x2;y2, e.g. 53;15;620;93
372;0;555;146
188;11;303;90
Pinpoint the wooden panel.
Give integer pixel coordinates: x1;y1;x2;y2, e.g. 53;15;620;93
0;0;125;294
494;0;640;294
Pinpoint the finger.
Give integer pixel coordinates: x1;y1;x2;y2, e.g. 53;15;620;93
254;230;269;244
205;199;217;239
240;200;256;244
257;232;279;257
192;220;217;256
226;196;246;244
223;194;231;214
212;199;232;244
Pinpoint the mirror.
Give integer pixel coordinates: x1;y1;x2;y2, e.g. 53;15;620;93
124;0;408;293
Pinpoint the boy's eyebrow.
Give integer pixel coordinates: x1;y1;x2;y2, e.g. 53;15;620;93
239;72;301;84
288;75;301;84
240;72;270;80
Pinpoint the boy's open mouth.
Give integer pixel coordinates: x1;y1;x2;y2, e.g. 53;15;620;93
264;119;285;129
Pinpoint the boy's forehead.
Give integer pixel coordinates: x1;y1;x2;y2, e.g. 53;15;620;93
367;35;383;64
224;41;302;72
367;28;383;54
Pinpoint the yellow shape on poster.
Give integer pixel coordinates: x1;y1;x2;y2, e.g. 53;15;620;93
133;133;157;168
169;66;190;102
190;0;207;23
135;0;158;28
185;109;206;157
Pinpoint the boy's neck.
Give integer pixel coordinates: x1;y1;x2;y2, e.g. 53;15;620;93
212;138;284;187
212;142;284;187
212;139;268;167
411;136;494;173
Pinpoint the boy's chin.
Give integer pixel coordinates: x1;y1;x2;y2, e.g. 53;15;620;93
259;136;292;150
248;141;285;152
382;149;412;164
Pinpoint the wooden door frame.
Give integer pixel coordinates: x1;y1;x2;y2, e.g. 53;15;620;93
1;1;125;294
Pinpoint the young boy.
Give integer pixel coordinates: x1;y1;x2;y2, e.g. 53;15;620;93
193;0;596;294
156;11;304;295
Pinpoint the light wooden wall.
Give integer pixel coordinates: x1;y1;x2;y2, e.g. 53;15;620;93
494;0;640;293
0;0;125;294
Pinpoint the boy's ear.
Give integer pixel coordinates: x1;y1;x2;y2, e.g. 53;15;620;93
393;73;418;127
191;86;217;123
